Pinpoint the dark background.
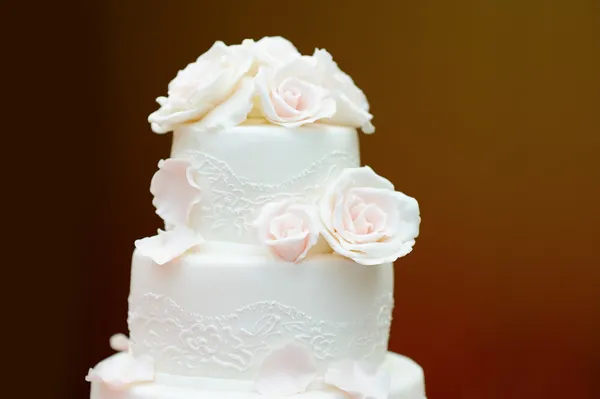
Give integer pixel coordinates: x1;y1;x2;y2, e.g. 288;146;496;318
11;0;599;398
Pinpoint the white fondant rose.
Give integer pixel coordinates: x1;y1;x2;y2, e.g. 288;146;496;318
314;49;375;133
254;200;320;262
320;166;420;266
149;41;254;133
255;56;336;128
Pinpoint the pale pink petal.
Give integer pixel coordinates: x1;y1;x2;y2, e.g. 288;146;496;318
255;343;317;395
194;77;255;131
267;234;309;262
109;334;130;352
150;158;201;228
325;360;391;399
86;353;154;391
134;227;203;265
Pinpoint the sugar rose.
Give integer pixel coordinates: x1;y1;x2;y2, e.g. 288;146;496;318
319;166;420;266
255;56;336;128
254;200;320;262
148;41;254;134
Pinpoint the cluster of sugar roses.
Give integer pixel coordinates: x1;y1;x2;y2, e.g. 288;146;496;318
87;337;390;399
135;159;420;266
148;36;374;134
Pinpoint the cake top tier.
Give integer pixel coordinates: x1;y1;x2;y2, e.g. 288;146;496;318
148;36;374;135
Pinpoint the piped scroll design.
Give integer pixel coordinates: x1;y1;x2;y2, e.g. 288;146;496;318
127;292;393;376
183;150;358;235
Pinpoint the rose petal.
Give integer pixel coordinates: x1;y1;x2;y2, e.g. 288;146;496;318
193;77;255;131
313;49;375;133
134;227;203;265
255;343;317;395
270;213;305;240
254;36;301;67
86;352;154;391
324;360;390;399
150;158;201;228
267;233;309;262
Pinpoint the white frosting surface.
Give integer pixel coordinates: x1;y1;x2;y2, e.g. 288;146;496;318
128;249;393;379
90;352;425;399
170;124;360;244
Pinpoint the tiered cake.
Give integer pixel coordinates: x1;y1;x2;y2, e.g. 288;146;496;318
87;37;425;399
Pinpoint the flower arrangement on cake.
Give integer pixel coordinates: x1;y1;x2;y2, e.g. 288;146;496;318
136;37;421;268
148;36;374;134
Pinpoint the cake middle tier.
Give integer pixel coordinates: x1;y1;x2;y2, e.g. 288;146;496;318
128;249;394;379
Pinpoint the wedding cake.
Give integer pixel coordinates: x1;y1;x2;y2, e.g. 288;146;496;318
87;37;425;399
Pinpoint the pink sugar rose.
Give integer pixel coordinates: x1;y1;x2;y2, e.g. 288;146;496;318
255;56;336;128
254;199;320;263
320;166;420;266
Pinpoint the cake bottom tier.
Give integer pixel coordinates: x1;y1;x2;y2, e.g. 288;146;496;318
90;352;425;399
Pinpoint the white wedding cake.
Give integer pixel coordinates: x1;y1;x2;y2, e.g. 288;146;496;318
87;37;425;399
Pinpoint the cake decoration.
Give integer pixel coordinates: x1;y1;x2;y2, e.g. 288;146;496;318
150;158;202;228
148;36;374;134
254;56;337;128
86;336;155;391
254;343;391;399
252;166;420;265
320;166;420;266
324;360;391;399
253;199;320;262
109;334;130;352
134;227;202;265
255;343;317;396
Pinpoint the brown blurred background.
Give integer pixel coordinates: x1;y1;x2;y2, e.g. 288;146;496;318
12;0;599;398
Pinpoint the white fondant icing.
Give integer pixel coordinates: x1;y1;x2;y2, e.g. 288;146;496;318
90;352;425;399
128;250;393;379
170;125;360;244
